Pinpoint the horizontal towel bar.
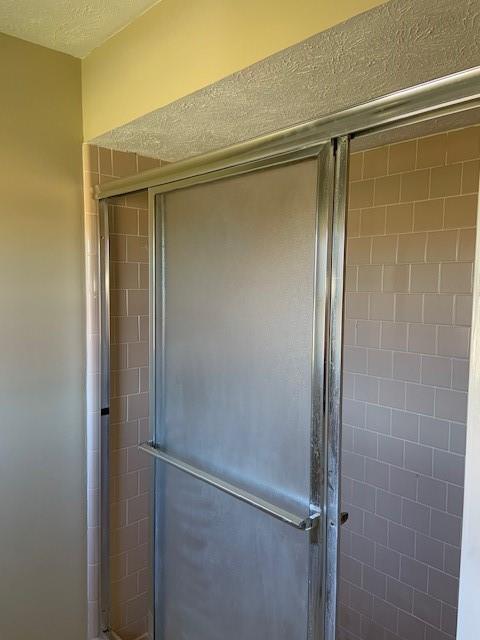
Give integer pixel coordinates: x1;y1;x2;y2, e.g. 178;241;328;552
138;441;321;531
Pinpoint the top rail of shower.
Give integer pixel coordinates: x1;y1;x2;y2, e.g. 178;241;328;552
95;66;480;201
138;441;321;531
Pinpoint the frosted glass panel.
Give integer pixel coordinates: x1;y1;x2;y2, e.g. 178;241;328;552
155;159;320;639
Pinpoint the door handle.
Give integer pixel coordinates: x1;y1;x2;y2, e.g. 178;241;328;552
340;512;349;525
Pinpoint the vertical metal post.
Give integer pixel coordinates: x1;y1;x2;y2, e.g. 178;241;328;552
99;198;111;635
147;189;157;640
324;135;349;640
153;193;167;640
308;142;336;640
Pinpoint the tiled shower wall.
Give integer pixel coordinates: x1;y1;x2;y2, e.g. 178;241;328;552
338;126;480;640
108;189;152;640
84;146;160;640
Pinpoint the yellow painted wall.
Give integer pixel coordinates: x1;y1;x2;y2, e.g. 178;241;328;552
82;0;388;140
0;33;86;639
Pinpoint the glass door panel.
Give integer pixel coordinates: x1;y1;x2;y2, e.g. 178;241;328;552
149;150;334;640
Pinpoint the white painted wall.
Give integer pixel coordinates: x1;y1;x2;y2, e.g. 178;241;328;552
0;33;86;639
457;177;480;639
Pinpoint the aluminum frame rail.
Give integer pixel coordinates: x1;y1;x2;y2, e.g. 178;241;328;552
95;66;480;201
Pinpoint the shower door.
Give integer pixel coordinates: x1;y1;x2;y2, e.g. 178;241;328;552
142;142;343;640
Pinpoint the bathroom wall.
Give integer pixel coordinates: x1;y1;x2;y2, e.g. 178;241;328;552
339;125;479;640
83;147;159;639
81;0;386;141
0;32;85;640
108;188;152;640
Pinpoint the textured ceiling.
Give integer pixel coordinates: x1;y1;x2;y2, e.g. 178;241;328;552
0;0;160;57
92;0;480;162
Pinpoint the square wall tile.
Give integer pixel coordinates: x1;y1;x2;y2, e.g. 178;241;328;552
360;207;386;235
417;133;447;168
389;140;417;174
350;180;375;208
398;233;426;263
401;169;430;202
375;174;401;206
430;164;462;198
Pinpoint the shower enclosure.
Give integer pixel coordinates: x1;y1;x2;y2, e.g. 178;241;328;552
95;68;480;640
338;122;478;640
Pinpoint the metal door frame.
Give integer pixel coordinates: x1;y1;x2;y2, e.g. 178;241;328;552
99;198;111;636
96;65;480;640
147;141;339;640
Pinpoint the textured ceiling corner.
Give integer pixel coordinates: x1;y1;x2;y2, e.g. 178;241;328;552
92;0;480;162
0;0;160;57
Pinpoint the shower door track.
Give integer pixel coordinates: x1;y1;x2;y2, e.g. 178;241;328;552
96;65;480;640
95;67;480;202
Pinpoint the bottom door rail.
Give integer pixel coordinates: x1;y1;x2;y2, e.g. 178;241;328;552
138;441;320;531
